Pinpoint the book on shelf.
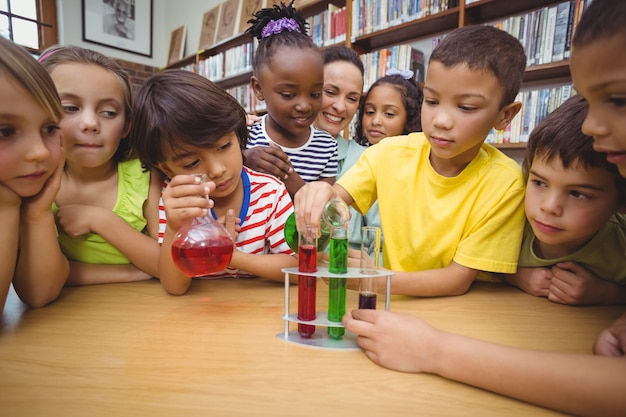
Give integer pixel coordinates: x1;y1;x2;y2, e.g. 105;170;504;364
541;6;557;65
551;1;571;62
361;44;425;90
486;84;575;145
410;48;425;83
485;0;591;67
351;0;453;38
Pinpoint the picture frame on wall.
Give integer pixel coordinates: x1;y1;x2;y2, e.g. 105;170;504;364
199;4;221;50
215;0;240;44
167;25;187;66
82;0;153;57
238;0;266;35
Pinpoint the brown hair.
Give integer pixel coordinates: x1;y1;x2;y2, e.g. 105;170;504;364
573;0;626;48
524;94;626;202
430;25;526;108
39;45;133;161
129;70;249;172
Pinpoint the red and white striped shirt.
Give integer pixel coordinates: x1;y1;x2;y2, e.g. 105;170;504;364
158;167;294;278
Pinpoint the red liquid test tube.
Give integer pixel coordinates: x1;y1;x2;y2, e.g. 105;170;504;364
297;226;317;338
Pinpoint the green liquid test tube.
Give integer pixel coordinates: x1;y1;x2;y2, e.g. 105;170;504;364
327;225;348;339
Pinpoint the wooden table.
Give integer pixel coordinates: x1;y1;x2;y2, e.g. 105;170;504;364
0;278;621;417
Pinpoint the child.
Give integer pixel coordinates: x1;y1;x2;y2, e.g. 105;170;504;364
505;95;626;305
295;24;527;297
129;70;297;295
39;45;162;285
342;1;626;415
346;69;424;254
353;69;423;147
243;1;338;198
0;37;68;311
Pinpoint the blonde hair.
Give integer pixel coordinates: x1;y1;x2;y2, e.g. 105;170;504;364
0;37;63;123
39;44;134;161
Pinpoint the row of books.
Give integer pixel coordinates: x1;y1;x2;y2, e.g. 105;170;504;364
308;5;347;47
190;42;254;81
351;0;453;38
487;0;593;67
361;44;425;90
486;84;574;145
226;83;266;114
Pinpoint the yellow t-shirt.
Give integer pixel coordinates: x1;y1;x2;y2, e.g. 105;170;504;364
338;133;526;280
54;159;150;264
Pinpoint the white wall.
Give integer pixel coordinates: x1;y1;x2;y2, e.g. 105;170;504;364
57;0;221;68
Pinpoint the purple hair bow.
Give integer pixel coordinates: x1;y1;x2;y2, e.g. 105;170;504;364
261;18;301;38
386;68;414;80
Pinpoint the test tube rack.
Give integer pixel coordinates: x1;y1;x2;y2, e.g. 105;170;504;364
277;267;393;350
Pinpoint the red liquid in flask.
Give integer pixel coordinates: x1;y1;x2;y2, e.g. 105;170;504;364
297;244;317;338
171;235;234;277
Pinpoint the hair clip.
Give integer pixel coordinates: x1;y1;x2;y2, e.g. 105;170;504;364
38;49;57;63
386;68;414;80
261;17;301;38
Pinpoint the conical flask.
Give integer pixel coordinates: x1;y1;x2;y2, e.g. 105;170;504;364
171;174;235;277
284;198;351;252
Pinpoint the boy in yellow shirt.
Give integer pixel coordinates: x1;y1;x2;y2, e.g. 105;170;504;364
294;24;527;297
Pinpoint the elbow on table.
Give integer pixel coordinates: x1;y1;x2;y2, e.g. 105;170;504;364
18;288;61;309
161;280;191;296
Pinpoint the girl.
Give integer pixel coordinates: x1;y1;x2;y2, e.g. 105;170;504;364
353;70;423;147
0;37;68;312
39;46;162;285
129;70;297;295
243;1;337;198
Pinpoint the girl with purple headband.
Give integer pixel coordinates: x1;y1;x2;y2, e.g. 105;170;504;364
243;1;338;199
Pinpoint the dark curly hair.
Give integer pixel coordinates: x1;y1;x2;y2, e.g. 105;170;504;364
245;1;319;75
353;74;423;146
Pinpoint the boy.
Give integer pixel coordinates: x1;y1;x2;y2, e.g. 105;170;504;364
505;95;626;305
342;2;626;415
129;70;296;295
295;25;527;297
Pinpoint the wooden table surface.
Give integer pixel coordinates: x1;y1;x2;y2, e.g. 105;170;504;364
0;278;621;417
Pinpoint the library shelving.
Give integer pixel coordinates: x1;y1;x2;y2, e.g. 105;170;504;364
166;0;590;149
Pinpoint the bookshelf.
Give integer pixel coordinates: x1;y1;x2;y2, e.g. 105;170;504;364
166;0;588;149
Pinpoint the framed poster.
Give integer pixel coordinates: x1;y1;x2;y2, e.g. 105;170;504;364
167;26;187;66
199;4;221;50
215;0;240;43
238;0;266;34
82;0;153;57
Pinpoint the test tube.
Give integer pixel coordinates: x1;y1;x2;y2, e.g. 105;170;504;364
297;226;317;338
359;226;381;309
327;224;348;339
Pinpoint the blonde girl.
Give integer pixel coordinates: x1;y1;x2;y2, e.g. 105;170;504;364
39;46;162;285
0;37;68;311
